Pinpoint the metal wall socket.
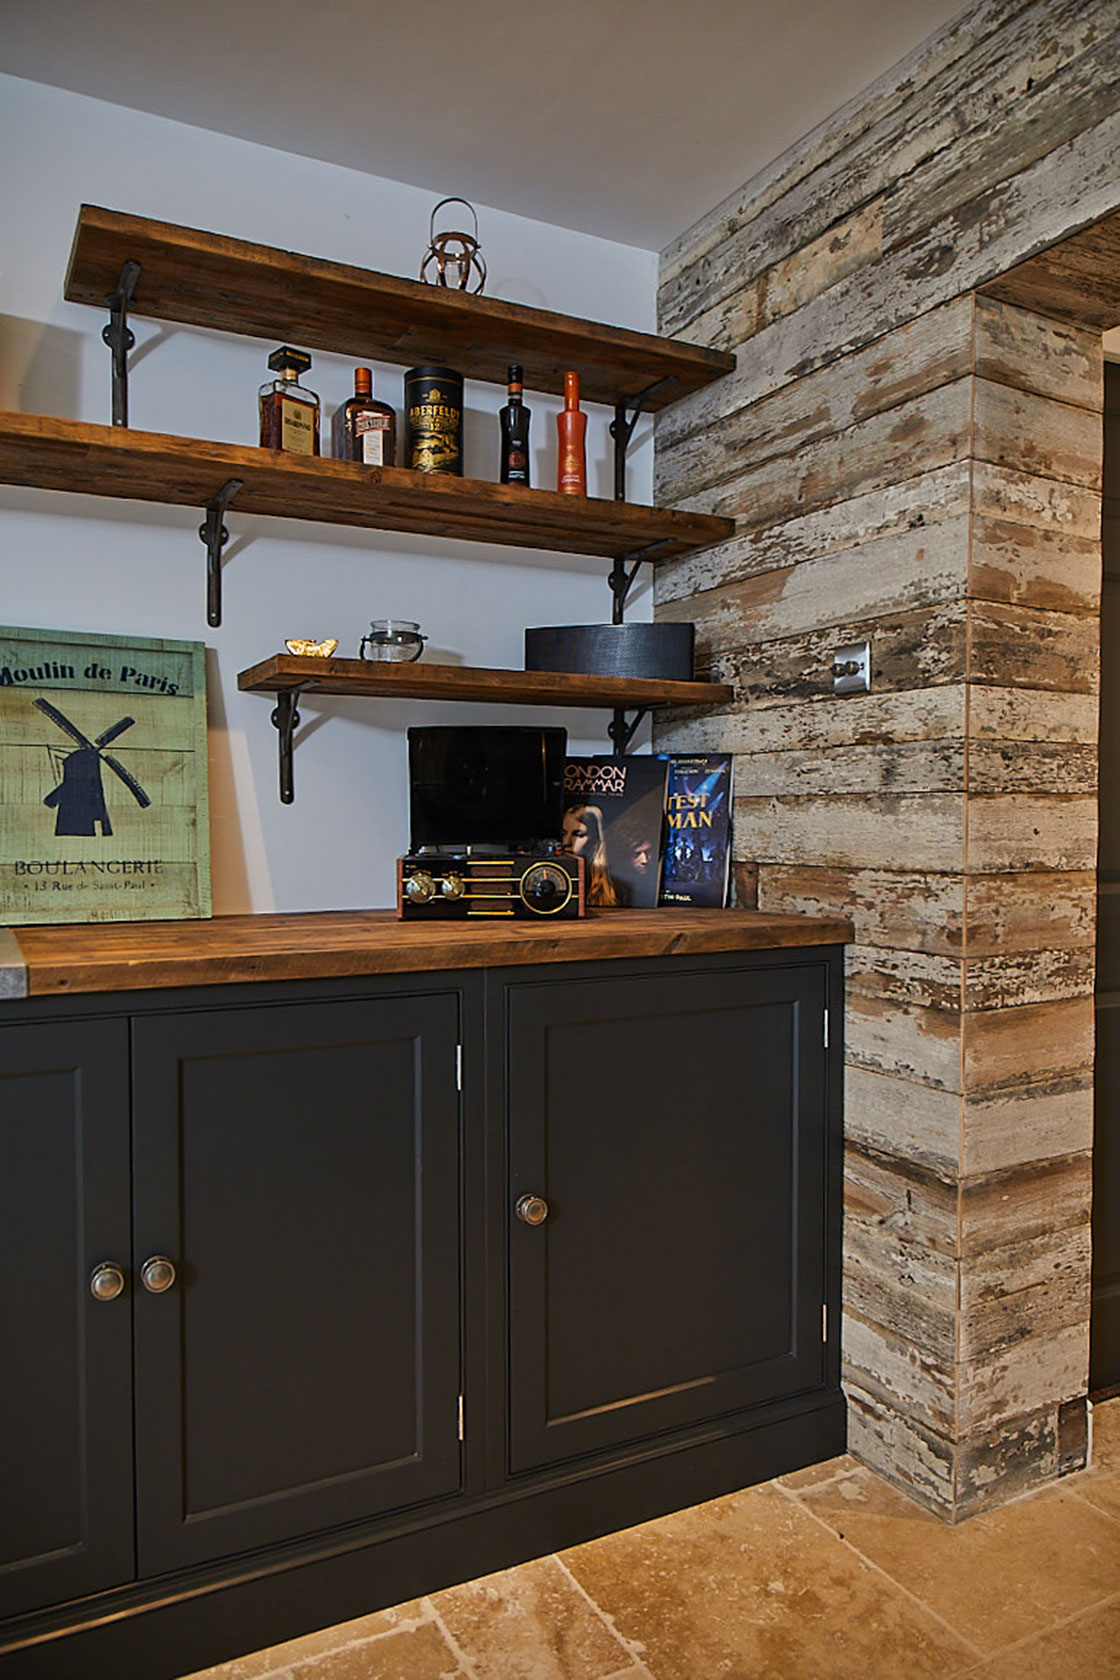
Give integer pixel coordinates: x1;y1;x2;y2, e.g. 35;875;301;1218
832;641;871;695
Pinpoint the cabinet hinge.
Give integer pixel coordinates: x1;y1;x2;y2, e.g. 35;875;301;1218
823;1008;830;1050
822;1303;828;1343
456;1044;463;1091
458;1395;465;1441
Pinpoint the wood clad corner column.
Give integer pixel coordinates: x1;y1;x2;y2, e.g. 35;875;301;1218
652;288;1103;1518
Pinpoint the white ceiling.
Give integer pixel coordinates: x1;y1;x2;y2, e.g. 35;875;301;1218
0;0;967;250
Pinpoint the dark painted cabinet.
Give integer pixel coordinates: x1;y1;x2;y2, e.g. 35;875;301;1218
0;987;461;1616
0;1019;133;1619
498;961;829;1473
0;945;843;1680
129;994;463;1572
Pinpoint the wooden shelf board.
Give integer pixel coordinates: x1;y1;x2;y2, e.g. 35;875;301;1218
65;204;735;408
0;412;734;561
237;655;733;710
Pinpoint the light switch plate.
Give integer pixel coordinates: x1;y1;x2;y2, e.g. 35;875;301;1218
833;641;871;695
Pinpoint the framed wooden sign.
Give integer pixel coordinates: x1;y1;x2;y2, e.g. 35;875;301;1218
0;625;210;924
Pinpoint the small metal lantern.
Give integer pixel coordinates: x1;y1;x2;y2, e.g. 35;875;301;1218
419;198;487;294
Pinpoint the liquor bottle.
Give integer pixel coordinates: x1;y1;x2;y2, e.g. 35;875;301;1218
259;346;320;456
556;370;587;495
332;367;396;465
499;364;531;485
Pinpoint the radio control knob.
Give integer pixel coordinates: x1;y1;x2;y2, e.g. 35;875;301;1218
440;872;465;900
405;870;436;904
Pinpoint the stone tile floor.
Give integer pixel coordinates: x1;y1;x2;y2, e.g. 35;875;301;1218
180;1398;1120;1680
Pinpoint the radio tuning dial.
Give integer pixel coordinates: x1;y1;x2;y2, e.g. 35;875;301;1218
520;861;571;912
440;872;465;900
405;870;436;904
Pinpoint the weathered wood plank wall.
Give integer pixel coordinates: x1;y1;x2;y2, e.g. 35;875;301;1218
655;0;1119;1518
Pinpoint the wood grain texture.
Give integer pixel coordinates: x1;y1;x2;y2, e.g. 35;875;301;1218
972;296;1104;410
654;461;972;605
237;655;731;712
0;412;734;563
6;907;852;997
64;205;734;409
981;207;1120;329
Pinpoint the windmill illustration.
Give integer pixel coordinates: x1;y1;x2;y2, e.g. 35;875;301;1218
35;697;152;838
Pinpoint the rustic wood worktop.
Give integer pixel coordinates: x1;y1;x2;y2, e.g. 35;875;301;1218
2;908;853;998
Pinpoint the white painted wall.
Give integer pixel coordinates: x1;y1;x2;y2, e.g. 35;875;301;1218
0;74;658;914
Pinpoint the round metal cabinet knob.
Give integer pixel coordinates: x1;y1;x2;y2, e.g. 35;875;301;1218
140;1255;177;1294
89;1261;126;1302
515;1194;549;1227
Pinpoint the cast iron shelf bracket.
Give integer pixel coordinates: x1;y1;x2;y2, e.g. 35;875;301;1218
270;684;315;805
608;706;650;757
611;377;672;501
101;260;141;427
199;479;245;628
609;538;677;623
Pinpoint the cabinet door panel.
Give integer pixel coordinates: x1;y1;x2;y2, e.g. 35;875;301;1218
131;992;461;1573
503;962;828;1473
0;1017;133;1617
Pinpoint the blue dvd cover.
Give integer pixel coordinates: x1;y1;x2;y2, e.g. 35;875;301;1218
659;755;733;908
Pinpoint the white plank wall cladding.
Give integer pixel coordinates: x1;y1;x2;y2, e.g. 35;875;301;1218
654;0;1119;1518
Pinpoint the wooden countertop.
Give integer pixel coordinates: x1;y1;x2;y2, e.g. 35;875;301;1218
4;908;852;998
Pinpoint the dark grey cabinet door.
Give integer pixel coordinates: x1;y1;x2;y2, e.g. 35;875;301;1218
502;960;830;1473
131;991;462;1573
0;1017;134;1617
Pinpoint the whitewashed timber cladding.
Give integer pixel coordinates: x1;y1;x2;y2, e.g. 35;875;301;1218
654;0;1117;1518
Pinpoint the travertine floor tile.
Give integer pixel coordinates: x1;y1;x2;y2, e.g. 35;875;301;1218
288;1620;460;1678
777;1451;859;1491
432;1555;635;1679
1069;1397;1120;1524
961;1596;1120;1680
178;1601;431;1680
799;1467;1120;1654
560;1480;977;1680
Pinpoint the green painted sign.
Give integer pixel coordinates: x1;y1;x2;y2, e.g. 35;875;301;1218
0;625;211;924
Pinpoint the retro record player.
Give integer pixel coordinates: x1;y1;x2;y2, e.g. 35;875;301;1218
397;725;585;920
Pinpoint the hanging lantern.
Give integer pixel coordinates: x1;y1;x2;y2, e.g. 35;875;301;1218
419;197;487;294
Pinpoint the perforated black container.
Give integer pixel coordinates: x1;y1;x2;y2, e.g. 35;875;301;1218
525;622;695;682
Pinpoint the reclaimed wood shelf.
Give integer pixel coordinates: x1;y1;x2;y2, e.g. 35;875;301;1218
237;654;733;804
238;653;733;708
0;411;733;562
65;204;736;408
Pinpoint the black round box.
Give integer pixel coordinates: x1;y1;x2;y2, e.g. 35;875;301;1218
525;622;695;682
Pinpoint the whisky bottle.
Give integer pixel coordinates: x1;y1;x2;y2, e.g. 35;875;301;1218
499;364;531;485
332;367;397;465
556;370;587;495
259;347;320;455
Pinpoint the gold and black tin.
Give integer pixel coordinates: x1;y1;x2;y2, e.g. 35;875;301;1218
404;365;464;474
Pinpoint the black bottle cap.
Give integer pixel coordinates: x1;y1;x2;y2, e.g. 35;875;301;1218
508;364;523;383
268;345;312;376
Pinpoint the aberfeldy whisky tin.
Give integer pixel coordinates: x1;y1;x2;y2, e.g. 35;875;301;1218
404;366;463;474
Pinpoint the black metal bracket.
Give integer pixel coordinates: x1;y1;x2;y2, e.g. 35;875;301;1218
101;261;141;427
608;707;650;757
199;479;244;628
270;687;308;805
607;537;678;623
610;377;671;501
